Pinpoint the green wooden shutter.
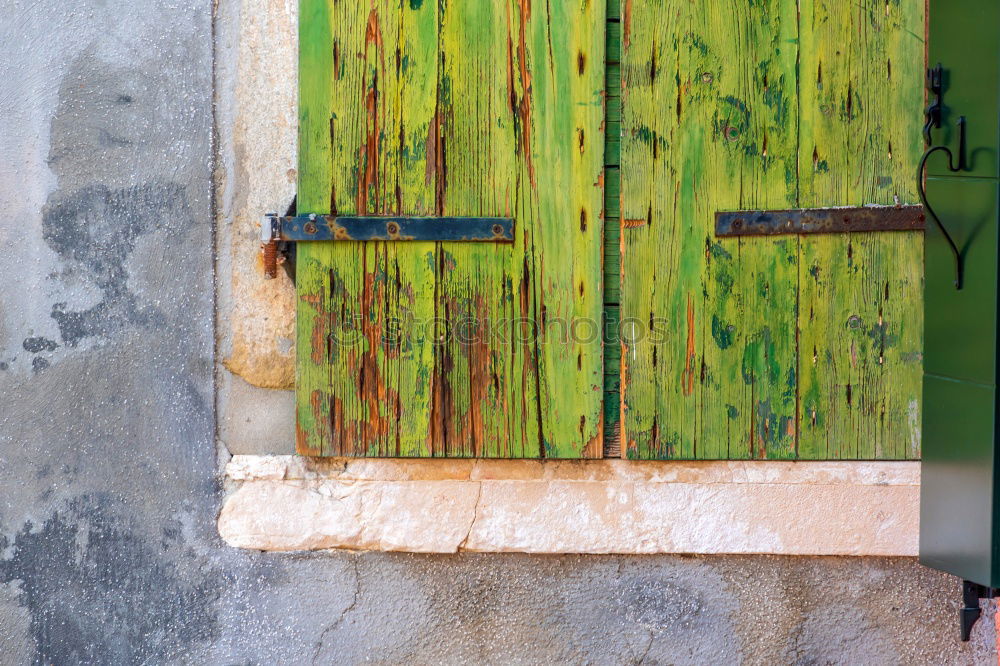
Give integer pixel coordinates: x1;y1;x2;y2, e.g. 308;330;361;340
919;0;1000;587
619;0;924;460
295;0;606;457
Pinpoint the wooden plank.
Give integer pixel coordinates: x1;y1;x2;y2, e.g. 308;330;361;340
297;0;605;458
605;63;622;165
603;5;624;456
606;21;622;63
297;0;440;456
608;0;621;21
603;304;622;455
295;0;336;456
603;166;621;304
620;0;800;459
796;0;924;459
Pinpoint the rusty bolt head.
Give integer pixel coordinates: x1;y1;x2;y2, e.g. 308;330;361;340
304;221;317;234
386;221;400;235
492;224;504;236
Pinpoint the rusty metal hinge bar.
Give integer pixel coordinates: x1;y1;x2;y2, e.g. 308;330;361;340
714;205;925;238
262;214;514;243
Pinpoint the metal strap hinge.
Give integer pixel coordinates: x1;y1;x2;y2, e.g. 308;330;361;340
714;205;925;237
260;213;514;278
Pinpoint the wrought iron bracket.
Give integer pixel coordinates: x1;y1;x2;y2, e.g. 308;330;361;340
919;62;969;290
960;580;998;642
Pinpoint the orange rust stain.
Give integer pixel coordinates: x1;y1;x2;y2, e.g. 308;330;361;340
310;309;329;365
455;299;491;455
584;409;604;458
357;87;380;213
308;389;333;455
295;420;319;456
512;0;536;188
330;396;346;456
357;265;391;449
429;340;456;456
364;8;383;48
623;0;633;51
681;294;695;396
357;8;386;214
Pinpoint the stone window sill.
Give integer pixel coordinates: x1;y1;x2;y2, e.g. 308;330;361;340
218;456;918;555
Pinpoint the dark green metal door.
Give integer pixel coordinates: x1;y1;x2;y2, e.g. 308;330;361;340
920;0;1000;587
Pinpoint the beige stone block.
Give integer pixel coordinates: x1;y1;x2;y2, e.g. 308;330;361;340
219;457;920;555
218;479;480;552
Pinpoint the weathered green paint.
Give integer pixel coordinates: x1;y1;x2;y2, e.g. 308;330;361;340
602;1;623;454
620;0;924;460
296;0;606;458
796;0;923;459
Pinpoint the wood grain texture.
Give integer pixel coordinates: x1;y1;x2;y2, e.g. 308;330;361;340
620;0;924;460
796;0;923;459
297;0;606;458
603;0;623;456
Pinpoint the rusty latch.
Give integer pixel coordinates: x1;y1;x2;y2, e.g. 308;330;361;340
260;213;515;279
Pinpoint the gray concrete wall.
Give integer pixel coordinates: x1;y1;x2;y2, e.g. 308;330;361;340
0;0;996;663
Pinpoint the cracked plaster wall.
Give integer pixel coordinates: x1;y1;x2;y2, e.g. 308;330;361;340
0;0;995;662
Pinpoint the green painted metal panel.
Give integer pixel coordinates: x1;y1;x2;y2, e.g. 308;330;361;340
920;376;996;585
920;0;1000;587
926;2;1000;180
924;178;999;385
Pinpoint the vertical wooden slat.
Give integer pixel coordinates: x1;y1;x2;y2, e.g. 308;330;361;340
603;0;623;456
296;0;606;458
295;0;336;455
620;0;799;459
300;1;440;457
796;0;924;460
435;0;522;456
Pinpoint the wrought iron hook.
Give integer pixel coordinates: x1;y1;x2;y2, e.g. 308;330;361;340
919;63;968;290
924;63;944;146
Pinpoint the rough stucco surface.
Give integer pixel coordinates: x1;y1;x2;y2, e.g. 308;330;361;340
0;0;995;662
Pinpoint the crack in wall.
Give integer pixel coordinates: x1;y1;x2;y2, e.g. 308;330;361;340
311;555;361;665
457;480;483;552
